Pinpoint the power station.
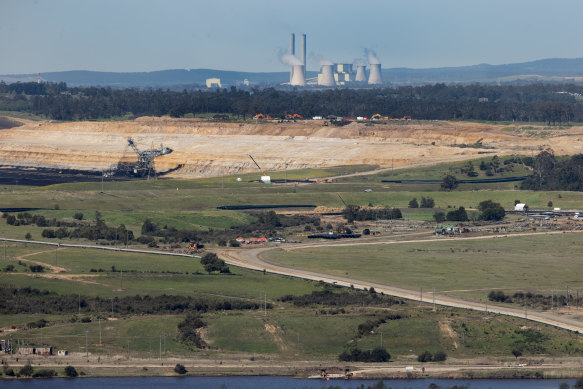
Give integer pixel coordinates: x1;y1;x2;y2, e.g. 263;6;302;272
285;33;383;87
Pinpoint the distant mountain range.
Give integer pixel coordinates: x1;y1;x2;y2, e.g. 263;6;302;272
2;58;583;88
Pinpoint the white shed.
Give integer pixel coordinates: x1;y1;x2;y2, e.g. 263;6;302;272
514;203;527;211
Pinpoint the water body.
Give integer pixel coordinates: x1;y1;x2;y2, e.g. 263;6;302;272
0;377;576;389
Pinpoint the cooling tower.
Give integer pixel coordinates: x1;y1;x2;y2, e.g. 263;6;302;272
318;64;336;87
368;63;382;85
355;65;367;82
301;34;306;77
290;65;305;86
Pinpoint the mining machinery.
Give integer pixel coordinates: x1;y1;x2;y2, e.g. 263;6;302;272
106;138;173;179
248;154;271;184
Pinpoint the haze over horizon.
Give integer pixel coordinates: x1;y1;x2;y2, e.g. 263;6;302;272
2;0;583;75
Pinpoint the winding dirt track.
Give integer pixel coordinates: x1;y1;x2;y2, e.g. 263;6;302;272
217;230;583;333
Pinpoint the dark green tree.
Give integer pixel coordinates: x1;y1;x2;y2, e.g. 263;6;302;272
441;174;458;191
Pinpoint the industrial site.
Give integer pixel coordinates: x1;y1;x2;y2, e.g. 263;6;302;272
282;33;382;87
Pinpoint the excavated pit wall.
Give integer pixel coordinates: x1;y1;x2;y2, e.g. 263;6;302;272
1;116;582;178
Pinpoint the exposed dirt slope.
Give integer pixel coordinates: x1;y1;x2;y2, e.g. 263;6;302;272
1;116;582;177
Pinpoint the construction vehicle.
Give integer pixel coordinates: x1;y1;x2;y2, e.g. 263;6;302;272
186;242;205;250
253;113;272;120
344;368;353;380
248;154;271;184
371;113;388;121
284;113;303;121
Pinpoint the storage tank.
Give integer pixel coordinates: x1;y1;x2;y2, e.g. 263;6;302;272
290;64;305;86
355;65;367;82
368;63;382;85
318;64;336;87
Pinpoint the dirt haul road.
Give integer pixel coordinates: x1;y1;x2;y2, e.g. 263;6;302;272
217;230;583;334
2;116;583;177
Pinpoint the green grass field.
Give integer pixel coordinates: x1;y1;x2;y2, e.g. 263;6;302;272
2;158;583;363
264;232;583;301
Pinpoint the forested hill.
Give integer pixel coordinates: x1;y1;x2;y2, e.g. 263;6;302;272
2;58;583;88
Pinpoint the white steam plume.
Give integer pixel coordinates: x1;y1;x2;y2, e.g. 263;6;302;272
364;48;380;65
279;50;302;66
353;58;366;67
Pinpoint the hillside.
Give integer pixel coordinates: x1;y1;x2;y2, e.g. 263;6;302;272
2;58;583;87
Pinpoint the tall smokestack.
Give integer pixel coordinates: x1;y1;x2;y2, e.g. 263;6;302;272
368;63;382;85
290;33;295;82
355;65;367;82
301;34;306;78
290;65;306;86
318;65;335;87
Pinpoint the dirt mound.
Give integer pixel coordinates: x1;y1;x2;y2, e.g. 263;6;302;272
1;116;582;178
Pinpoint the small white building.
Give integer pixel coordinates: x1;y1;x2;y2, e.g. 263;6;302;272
206;78;222;88
514;203;527;211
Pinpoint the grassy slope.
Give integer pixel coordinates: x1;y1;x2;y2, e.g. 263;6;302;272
264;233;583;301
2;159;583;362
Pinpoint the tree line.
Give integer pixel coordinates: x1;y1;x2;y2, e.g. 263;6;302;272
1;81;583;123
0;286;263;315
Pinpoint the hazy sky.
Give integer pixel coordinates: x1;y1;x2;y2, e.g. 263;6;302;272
2;0;583;74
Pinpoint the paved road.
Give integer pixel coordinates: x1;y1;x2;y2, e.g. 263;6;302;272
217;230;583;334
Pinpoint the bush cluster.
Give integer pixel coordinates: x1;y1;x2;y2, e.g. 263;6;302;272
417;350;447;362
177;313;206;349
339;347;391;362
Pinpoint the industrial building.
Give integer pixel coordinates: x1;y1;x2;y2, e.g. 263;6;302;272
286;33;382;87
206;78;222;88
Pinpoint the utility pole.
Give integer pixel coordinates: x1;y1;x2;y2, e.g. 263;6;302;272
85;331;88;358
264;292;267;315
127;340;130;360
4;240;6;260
101;172;104;193
126;230;128;249
552;290;554;310
433;288;436;311
78;293;81;314
159;334;162;360
55;243;59;266
120;269;123;290
567;286;570;309
380;332;383;348
99;318;102;346
420;288;423;302
111;299;114;318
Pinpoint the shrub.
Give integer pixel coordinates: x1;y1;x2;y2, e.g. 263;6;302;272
433;350;447;361
200;253;230;273
420;197;435;208
33;369;56;378
19;364;34;377
73;212;84;220
174;364;187;375
25;232;32;240
64;365;78;377
339;347;390;362
433;212;446;223
408;198;419;208
478;200;505;221
29;264;44;273
417;351;433;362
